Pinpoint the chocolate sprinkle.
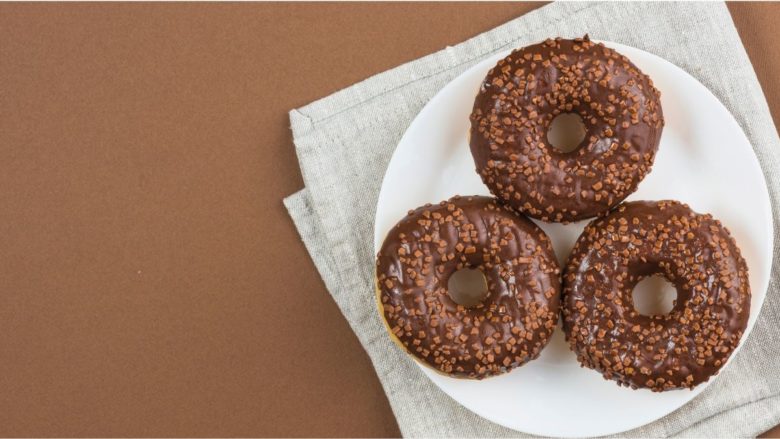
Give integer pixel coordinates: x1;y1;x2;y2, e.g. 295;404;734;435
469;36;664;223
376;196;561;378
562;200;750;391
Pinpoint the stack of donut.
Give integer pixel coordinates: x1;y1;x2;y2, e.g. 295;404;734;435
376;36;750;391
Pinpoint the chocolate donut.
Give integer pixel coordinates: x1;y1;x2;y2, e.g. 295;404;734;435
469;36;664;223
562;200;750;391
376;195;561;378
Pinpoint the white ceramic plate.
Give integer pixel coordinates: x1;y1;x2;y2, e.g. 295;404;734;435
373;41;774;437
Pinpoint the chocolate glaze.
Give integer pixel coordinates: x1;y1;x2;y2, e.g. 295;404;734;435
562;201;750;391
376;196;561;378
469;36;664;223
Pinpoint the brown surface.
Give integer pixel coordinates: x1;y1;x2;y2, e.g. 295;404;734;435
0;2;777;437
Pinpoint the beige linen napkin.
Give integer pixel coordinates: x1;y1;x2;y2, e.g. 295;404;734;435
283;2;780;436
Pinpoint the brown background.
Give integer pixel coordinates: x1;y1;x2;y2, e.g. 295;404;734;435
0;2;778;437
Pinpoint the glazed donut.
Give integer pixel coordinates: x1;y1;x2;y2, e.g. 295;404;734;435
469;36;664;223
562;200;750;391
376;195;561;378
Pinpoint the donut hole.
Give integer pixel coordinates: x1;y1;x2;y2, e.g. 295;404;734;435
632;275;677;316
447;268;489;308
547;113;586;153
